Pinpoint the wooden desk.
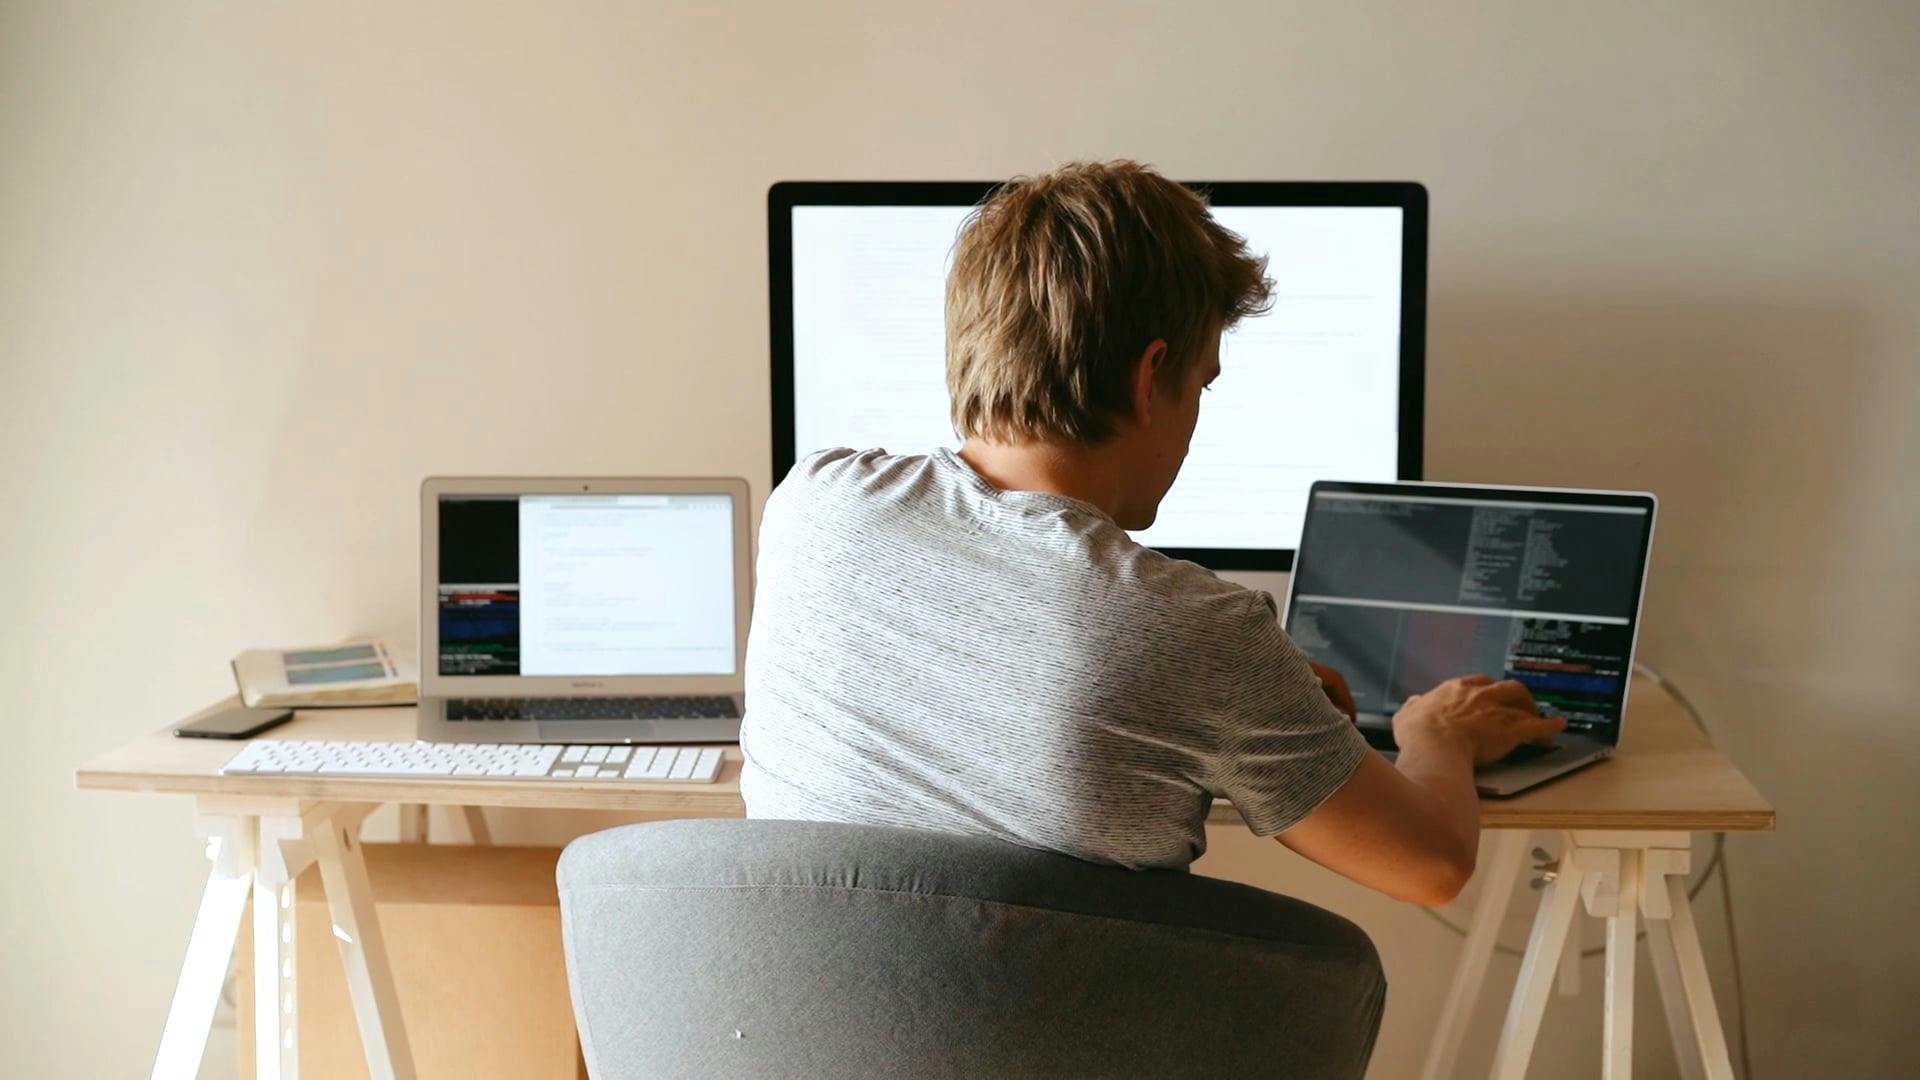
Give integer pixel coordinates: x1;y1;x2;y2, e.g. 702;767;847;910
79;675;1770;1080
78;701;752;815
78;675;1772;829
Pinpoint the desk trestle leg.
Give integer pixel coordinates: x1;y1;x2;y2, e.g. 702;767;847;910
444;804;492;846
1419;830;1531;1080
1644;861;1735;1080
252;813;314;1080
152;818;255;1080
149;802;418;1080
397;804;430;844
1601;849;1642;1078
309;803;417;1080
1489;837;1593;1078
1483;831;1736;1080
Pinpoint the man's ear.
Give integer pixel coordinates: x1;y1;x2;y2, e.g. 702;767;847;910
1130;339;1169;426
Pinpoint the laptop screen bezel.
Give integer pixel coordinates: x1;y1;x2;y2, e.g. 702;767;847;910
1281;479;1657;746
418;476;754;699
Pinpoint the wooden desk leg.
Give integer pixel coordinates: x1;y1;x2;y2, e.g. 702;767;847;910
253;814;311;1080
1488;836;1594;1079
310;806;418;1080
1492;832;1731;1080
1419;829;1531;1080
1646;903;1709;1080
397;805;430;844
445;805;492;845
1559;904;1583;997
1644;858;1735;1080
151;817;255;1080
1602;849;1642;1080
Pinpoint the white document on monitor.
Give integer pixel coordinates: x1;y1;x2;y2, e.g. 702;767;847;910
788;203;1404;551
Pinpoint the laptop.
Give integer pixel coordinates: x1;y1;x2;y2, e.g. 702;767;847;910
1283;480;1657;796
417;477;752;744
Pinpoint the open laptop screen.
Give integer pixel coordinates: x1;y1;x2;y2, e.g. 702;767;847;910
1284;485;1654;739
436;494;738;677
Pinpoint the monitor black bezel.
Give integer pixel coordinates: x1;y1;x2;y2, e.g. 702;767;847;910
767;179;1429;571
1283;480;1658;745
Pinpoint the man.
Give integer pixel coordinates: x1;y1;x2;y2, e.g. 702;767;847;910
740;161;1562;905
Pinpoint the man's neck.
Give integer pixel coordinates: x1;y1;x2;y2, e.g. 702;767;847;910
956;438;1132;521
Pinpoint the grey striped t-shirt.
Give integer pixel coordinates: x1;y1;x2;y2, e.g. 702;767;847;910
739;447;1368;870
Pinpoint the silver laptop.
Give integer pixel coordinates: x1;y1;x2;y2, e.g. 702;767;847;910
1283;480;1657;796
418;477;752;744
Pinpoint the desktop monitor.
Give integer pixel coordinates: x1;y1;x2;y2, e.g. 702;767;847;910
768;180;1427;571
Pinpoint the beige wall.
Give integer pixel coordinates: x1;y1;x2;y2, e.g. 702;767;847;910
4;2;1917;1076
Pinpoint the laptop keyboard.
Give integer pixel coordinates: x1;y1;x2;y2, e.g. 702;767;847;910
445;696;740;722
1360;726;1562;765
1500;741;1561;764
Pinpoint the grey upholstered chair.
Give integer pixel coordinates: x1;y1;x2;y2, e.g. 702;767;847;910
559;818;1385;1079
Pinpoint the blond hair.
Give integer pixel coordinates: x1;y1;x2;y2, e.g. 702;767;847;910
945;161;1272;444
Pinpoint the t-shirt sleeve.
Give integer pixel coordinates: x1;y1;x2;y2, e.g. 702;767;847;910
1204;590;1370;837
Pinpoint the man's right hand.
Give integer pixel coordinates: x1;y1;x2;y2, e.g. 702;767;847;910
1280;674;1569;906
1392;674;1566;766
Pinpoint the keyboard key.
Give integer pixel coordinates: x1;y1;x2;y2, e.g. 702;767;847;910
668;752;697;780
585;746;609;764
561;746;587;763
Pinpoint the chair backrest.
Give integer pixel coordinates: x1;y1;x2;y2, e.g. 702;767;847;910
558;818;1385;1079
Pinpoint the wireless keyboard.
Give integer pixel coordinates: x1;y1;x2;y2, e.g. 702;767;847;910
220;740;725;783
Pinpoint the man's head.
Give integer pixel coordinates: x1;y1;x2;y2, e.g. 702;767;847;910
945;161;1272;529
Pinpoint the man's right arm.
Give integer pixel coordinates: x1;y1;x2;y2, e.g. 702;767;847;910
1276;676;1563;906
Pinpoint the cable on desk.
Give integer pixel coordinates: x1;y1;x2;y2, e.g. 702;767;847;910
1416;660;1755;1078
